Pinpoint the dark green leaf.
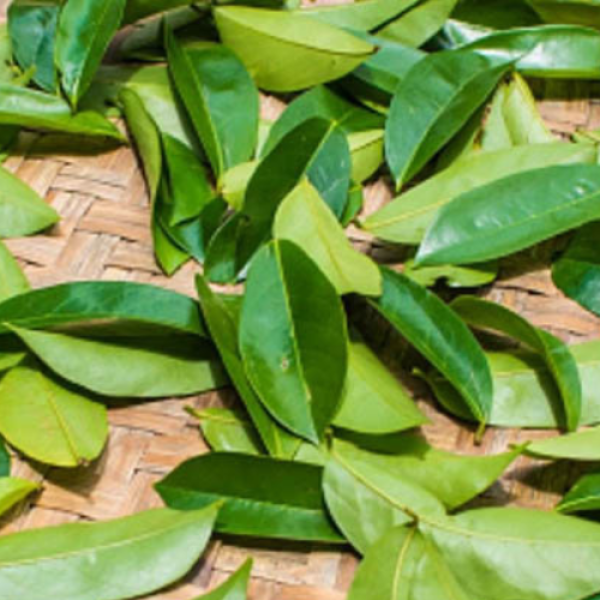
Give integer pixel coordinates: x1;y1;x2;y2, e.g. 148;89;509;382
417;164;600;266
0;281;206;336
0;440;10;477
559;472;600;513
0;505;218;600
239;240;348;442
155;452;344;543
196;275;301;458
385;49;512;187
369;268;492;423
164;26;259;177
56;0;127;106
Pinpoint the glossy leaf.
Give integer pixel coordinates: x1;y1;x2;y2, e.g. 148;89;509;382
452;296;582;430
526;427;600;461
0;477;38;518
559;472;600;513
417;164;600;266
9;326;226;398
8;0;59;91
324;440;447;553
385;49;512;188
0;359;108;467
0;240;29;301
164;26;259;177
0;83;123;139
370;268;492;423
0;441;9;477
261;85;383;157
193;559;252;600
239;240;348;442
447;21;600;79
214;6;375;92
0;165;58;238
191;407;263;455
155;452;344;543
363;142;595;244
553;221;600;319
55;0;127;106
274;181;381;296
196;275;300;458
333;338;428;434
0;505;218;600
0;280;206;336
426;340;600;428
300;0;418;32
377;0;457;47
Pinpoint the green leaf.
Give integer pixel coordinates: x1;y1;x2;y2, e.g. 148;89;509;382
403;258;498;288
239;240;348;443
377;0;457;47
421;507;600;600
9;326;227;398
164;26;259;177
124;0;197;24
333;338;428;434
191;407;263;455
528;0;600;28
426;340;600;428
0;440;9;477
349;129;384;183
192;559;252;600
526;427;600;461
0;83;124;139
447;21;600;79
480;72;555;151
155;452;344;543
273;181;381;296
0;477;38;518
261;85;383;158
553;221;600;319
0;240;29;301
363;142;595;244
370;268;492;423
0;164;58;238
416;164;600;266
300;0;419;32
0;505;218;600
558;471;600;513
385;49;512;188
0;280;206;336
323;440;446;553
0;358;108;467
8;0;60;91
451;0;542;29
55;0;127;106
213;6;375;92
452;296;582;430
196;275;301;459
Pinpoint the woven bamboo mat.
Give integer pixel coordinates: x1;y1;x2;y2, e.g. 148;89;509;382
3;3;600;598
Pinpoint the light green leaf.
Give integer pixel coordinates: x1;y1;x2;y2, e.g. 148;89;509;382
192;559;252;600
385;49;512;188
363;142;595;244
0;477;38;518
526;427;600;461
349;129;384;183
370;268;492;423
558;471;600;513
239;240;348;443
274;181;381;296
9;326;226;398
452;296;582;430
156;452;344;543
0;240;29;301
56;0;127;106
214;6;375;92
403;258;498;288
0;359;108;467
0;505;218;600
333;338;428;434
417;164;600;266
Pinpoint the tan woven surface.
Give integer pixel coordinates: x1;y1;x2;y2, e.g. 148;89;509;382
3;3;600;598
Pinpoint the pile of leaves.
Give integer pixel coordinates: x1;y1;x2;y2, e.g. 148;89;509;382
5;0;600;598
